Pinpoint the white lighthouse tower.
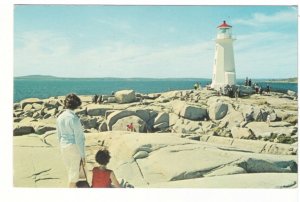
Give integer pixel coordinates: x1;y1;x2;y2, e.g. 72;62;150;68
211;21;236;89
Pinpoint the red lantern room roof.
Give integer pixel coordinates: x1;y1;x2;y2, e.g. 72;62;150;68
217;20;232;28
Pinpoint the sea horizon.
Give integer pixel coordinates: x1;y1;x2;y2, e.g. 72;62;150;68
13;76;297;103
13;74;298;82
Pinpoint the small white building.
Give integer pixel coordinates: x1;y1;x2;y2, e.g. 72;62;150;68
211;21;236;90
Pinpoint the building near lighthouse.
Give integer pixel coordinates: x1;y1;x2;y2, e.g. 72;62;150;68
211;21;236;90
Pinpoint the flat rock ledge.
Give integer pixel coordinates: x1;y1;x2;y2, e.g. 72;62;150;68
14;131;298;188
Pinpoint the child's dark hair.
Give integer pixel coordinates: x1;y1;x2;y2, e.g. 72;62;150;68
95;149;111;165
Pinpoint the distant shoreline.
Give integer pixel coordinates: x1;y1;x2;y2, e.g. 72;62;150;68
265;78;298;84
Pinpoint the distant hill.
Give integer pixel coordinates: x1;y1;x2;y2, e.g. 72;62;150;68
15;75;59;80
266;77;298;83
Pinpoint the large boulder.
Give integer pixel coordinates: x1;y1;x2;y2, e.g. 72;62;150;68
115;90;136;104
287;90;296;97
219;110;244;129
75;107;87;116
239;85;254;95
13;124;35;136
111;115;147;132
20;98;44;109
154;112;169;126
180;105;207;121
34;125;56;135
80;116;99;129
86;104;113;116
208;101;228;120
43;99;62;109
106;110;135;130
23;104;33;112
99;122;108;132
135;109;151;122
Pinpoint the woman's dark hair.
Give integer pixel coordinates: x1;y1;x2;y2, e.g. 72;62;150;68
64;93;82;110
95;149;111;165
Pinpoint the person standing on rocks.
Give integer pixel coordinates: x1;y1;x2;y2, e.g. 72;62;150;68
266;114;271;126
266;85;270;94
92;94;99;104
98;95;102;104
56;93;86;188
235;87;240;101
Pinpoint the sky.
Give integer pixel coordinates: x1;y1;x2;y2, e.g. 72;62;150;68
14;5;298;79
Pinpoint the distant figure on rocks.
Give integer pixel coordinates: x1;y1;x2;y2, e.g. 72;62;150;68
217;87;222;96
248;79;252;87
266;85;270;94
245;77;249;86
139;97;143;105
127;123;135;132
235;87;240;101
194;82;199;90
259;87;263;95
255;84;259;94
266;114;271;126
92;94;99;104
98;95;102;104
56;93;86;188
92;149;134;188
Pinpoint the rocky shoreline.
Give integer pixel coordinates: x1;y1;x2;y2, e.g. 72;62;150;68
13;88;298;188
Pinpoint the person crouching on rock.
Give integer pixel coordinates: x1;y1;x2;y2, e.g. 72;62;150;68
92;149;134;188
92;149;121;188
56;93;86;188
127;123;135;132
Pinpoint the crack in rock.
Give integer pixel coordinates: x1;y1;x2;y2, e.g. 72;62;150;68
29;168;52;177
217;147;254;153
277;181;297;188
35;177;60;182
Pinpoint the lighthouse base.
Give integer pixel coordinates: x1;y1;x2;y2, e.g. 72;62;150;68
211;72;236;90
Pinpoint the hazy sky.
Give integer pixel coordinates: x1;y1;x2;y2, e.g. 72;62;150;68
14;5;298;78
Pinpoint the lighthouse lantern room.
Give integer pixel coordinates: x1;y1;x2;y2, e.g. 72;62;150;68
211;20;236;90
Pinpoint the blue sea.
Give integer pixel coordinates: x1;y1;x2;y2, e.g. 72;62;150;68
13;78;297;103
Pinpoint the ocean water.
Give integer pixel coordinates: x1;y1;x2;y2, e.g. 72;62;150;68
13;78;297;103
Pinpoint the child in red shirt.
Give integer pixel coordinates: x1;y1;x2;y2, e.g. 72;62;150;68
92;149;121;188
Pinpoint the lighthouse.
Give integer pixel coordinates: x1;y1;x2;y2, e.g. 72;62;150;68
211;21;236;89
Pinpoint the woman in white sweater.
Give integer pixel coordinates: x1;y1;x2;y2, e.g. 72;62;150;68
56;93;85;188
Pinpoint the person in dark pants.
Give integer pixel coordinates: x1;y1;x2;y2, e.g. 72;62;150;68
248;79;252;87
92;94;99;103
98;95;102;104
266;85;270;94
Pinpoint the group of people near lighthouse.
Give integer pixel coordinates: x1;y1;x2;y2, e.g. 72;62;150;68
56;93;134;188
245;77;271;95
